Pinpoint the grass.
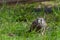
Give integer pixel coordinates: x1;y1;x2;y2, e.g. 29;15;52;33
0;1;60;40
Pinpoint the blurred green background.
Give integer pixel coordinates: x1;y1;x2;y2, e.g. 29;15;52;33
0;0;60;40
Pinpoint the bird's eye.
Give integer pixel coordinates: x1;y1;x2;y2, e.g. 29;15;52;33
41;19;42;22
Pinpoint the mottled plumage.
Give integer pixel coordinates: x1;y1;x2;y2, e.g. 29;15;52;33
28;18;47;35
